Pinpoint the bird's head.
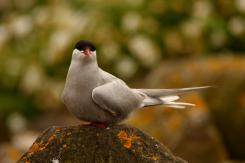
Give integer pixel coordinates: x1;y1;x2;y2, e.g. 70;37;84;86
72;40;97;62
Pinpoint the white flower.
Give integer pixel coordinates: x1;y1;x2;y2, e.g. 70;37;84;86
33;7;50;27
115;56;138;79
7;113;27;134
46;30;72;63
121;12;141;32
9;15;32;38
235;0;245;13
192;0;212;18
181;19;204;38
129;35;161;67
51;5;88;34
20;64;44;94
100;42;120;63
228;17;244;35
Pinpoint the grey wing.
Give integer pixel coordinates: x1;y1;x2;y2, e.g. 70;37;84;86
92;79;144;121
99;68;118;83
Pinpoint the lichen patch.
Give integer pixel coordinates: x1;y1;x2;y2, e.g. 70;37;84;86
117;130;140;149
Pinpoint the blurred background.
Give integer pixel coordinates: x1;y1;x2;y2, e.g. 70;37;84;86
0;0;244;162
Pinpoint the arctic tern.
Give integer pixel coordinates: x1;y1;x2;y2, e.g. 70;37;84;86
62;40;210;126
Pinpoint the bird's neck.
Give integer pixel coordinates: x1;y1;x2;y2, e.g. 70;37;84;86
81;58;98;68
68;58;100;86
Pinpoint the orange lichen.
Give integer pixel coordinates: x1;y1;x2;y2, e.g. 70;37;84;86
150;156;159;161
117;130;140;149
27;132;59;155
39;146;46;151
48;134;56;142
29;143;40;153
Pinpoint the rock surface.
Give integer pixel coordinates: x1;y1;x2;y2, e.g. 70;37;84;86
143;56;245;161
18;124;187;163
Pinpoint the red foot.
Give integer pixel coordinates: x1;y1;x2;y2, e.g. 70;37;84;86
85;122;109;129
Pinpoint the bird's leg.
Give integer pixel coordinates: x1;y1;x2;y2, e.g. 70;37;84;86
90;122;109;129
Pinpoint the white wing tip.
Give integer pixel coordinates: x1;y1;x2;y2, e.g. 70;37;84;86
164;101;195;109
160;95;180;102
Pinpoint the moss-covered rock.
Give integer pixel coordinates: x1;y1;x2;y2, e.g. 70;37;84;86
18;124;187;163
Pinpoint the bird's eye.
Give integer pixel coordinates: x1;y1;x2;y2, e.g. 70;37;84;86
90;47;96;52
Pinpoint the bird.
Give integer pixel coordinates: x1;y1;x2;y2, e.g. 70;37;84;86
61;40;210;128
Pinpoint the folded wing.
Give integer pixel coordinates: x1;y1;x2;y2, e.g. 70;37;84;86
92;80;144;120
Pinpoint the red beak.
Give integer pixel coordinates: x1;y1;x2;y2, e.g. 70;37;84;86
84;48;90;56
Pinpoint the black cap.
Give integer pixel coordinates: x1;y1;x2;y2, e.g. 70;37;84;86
74;40;96;51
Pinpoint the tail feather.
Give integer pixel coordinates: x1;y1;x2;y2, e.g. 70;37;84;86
160;96;179;102
142;95;179;107
164;104;186;109
135;86;211;97
164;101;195;109
137;86;211;109
165;101;195;107
142;95;195;109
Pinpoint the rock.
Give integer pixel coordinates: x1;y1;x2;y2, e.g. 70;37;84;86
143;56;245;160
17;124;187;163
145;56;245;88
206;73;245;160
125;106;228;163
